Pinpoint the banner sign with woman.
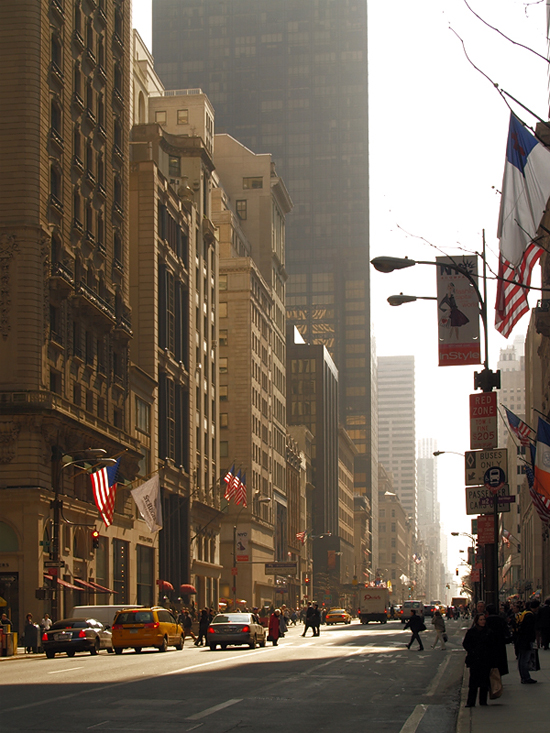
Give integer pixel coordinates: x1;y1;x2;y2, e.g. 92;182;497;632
436;256;481;366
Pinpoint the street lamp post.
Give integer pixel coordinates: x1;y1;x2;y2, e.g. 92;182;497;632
373;249;501;608
50;448;116;621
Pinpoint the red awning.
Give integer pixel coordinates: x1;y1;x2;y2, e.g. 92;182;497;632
73;578;98;591
86;580;117;594
156;579;174;591
57;578;82;590
179;584;197;595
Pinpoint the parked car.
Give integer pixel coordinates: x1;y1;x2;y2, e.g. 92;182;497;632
207;612;266;650
325;608;352;625
424;604;436;618
111;607;184;654
42;618;113;658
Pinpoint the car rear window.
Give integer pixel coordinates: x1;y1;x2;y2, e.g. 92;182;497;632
115;611;154;624
212;614;250;624
329;609;346;614
51;619;88;630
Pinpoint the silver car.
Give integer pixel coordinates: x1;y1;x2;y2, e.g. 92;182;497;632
207;612;266;650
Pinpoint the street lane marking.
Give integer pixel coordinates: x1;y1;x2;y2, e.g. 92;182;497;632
399;704;428;733
425;654;451;696
186;698;242;721
48;666;84;674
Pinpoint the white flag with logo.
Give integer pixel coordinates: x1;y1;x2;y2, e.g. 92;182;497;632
131;475;162;532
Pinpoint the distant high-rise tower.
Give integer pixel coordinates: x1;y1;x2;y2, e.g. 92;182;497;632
152;0;374;504
377;356;417;533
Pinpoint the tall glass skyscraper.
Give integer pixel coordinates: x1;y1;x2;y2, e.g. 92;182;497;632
152;0;373;498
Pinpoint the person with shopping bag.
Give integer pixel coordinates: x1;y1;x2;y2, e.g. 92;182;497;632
431;610;447;650
463;613;493;707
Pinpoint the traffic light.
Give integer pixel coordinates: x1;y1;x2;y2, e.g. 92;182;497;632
91;529;100;550
455;568;459;576
304;576;310;586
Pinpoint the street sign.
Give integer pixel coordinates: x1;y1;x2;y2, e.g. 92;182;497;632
484;466;506;494
44;561;64;567
479;495;516;506
264;562;298;575
465;485;511;514
231;567;238;576
465;449;507;486
477;514;495;545
469;392;498;450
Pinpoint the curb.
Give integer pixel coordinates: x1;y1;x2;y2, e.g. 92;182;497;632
455;665;470;733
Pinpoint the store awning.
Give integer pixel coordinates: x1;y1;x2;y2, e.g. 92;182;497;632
179;584;197;595
156;579;174;591
86;580;117;594
56;578;82;591
73;578;99;591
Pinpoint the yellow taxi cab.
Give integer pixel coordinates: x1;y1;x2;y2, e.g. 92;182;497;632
325;608;352;625
111;607;184;654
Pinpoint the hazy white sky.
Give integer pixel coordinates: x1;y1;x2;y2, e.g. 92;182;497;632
131;0;548;576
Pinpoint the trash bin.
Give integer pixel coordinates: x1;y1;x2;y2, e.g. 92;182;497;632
23;623;40;653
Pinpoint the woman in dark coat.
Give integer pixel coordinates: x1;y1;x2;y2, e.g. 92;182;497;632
485;603;509;676
268;609;281;646
196;609;210;646
463;613;493;707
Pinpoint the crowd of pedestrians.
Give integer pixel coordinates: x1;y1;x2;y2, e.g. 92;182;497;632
460;596;550;708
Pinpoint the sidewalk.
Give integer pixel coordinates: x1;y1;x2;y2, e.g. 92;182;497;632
456;645;550;733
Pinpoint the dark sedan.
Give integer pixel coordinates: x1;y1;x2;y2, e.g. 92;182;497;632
207;613;266;651
42;618;113;658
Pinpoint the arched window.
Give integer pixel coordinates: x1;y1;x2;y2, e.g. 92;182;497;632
0;521;19;552
51;233;61;265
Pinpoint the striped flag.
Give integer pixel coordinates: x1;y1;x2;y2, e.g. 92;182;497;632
90;458;120;527
525;445;550;525
504;406;535;446
235;472;247;507
226;469;241;504
223;464;235;501
296;531;307;545
495;114;550;338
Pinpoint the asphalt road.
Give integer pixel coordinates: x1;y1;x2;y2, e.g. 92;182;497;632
1;619;467;733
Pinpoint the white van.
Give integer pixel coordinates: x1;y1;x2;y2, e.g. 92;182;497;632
70;605;143;629
400;600;425;623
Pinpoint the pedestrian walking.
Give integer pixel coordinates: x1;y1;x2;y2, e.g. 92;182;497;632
463;613;493;707
179;610;197;645
513;601;538;684
302;602;314;637
311;603;321;636
538;597;550;650
431;610;447;650
404;609;425;651
40;613;52;632
268;609;282;646
23;613;39;654
196;609;210;647
278;609;288;638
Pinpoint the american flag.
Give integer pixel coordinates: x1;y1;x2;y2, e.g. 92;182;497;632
90;458;120;527
504;406;534;446
296;531;307;545
225;468;241;504
235;472;247;507
495;115;550;338
223;464;235;501
495;244;542;338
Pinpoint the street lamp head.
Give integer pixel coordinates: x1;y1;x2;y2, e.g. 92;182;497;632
387;294;418;307
451;532;459;536
370;256;417;273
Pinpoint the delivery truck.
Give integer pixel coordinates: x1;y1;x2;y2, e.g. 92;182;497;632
359;588;389;624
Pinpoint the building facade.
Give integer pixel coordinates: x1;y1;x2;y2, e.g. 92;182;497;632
151;0;376;535
0;0;158;631
378;356;417;533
